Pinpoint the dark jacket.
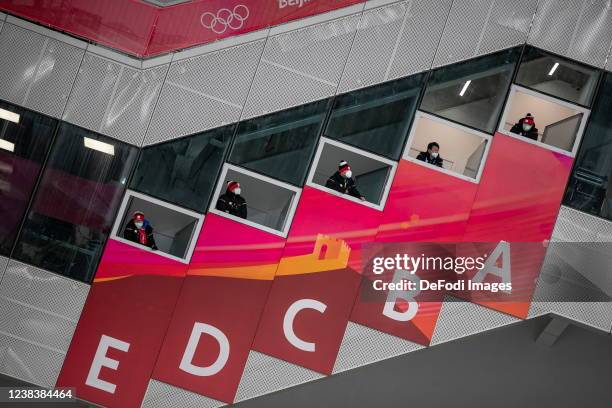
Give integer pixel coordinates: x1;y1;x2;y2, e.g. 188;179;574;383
416;151;443;167
325;171;364;199
510;119;539;141
123;219;157;250
216;191;247;219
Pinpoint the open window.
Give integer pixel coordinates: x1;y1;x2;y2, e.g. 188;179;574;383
306;138;397;210
404;111;492;183
209;164;301;237
499;85;590;156
515;46;601;107
111;190;204;263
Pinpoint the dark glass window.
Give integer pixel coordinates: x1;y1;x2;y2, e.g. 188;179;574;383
564;73;612;220
515;46;601;107
12;123;138;282
420;47;521;133
0;102;56;256
324;74;425;160
229;99;331;186
130;125;234;212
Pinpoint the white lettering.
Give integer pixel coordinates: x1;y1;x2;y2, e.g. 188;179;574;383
283;299;327;352
383;270;420;322
472;241;512;294
179;322;230;376
85;335;130;394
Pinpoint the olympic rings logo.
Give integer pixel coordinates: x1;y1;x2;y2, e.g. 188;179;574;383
200;5;250;34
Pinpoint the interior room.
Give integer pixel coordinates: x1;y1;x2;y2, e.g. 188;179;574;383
500;86;589;152
211;166;299;235
405;113;489;180
310;139;394;206
115;193;202;260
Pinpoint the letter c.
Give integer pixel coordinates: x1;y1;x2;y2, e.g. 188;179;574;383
283;299;327;352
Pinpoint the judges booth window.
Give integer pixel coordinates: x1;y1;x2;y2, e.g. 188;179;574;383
564;73;612;220
112;191;204;263
11;123;138;283
130;124;233;212
209;164;301;237
404;112;491;182
324;73;426;160
420;47;521;134
229;99;331;186
499;85;590;155
0;102;56;256
306;138;396;210
515;46;601;107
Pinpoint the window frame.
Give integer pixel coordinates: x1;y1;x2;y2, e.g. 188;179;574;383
498;84;591;157
208;163;302;238
305;137;398;211
110;190;205;264
403;111;493;184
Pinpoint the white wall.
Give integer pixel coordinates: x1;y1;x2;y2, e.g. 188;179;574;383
503;90;579;134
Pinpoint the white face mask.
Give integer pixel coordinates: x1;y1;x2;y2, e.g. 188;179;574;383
135;221;144;229
233;188;241;195
522;123;533;132
430;152;439;158
343;170;352;179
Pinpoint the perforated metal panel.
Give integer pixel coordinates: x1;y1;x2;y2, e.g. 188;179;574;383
552;206;612;242
63;53;167;145
1;261;89;322
0;334;66;387
0;23;84;118
234;351;324;402
529;0;612;68
332;322;424;374
144;40;264;145
386;0;453;80
141;380;225;408
430;296;520;345
241;14;361;119
337;2;410;93
433;0;535;67
0;256;7;282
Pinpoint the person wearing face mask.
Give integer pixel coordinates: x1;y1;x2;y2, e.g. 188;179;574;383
325;160;366;201
510;113;539;141
416;142;443;167
123;211;158;250
216;180;247;219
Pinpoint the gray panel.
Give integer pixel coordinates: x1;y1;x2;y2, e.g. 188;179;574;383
234;351;324;402
64;53;166;145
433;0;534;67
430;296;519;345
1;261;89;322
529;0;612;68
387;0;453;79
0;296;76;351
0;24;83;118
337;2;410;93
0;335;65;388
332;322;424;374
0;256;7;282
552;206;612;242
99;64;168;146
141;380;225;408
242;15;360;119
145;41;264;145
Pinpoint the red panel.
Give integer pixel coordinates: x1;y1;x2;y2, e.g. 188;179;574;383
1;0;157;56
251;187;381;374
457;132;574;318
56;240;188;408
1;0;364;57
350;161;479;344
152;214;285;403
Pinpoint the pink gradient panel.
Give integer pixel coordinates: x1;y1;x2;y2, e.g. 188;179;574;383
56;239;189;408
152;213;285;403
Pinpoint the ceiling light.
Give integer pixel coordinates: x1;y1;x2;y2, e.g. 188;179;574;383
548;62;559;76
0;139;15;152
0;108;20;123
84;137;115;156
459;80;471;96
